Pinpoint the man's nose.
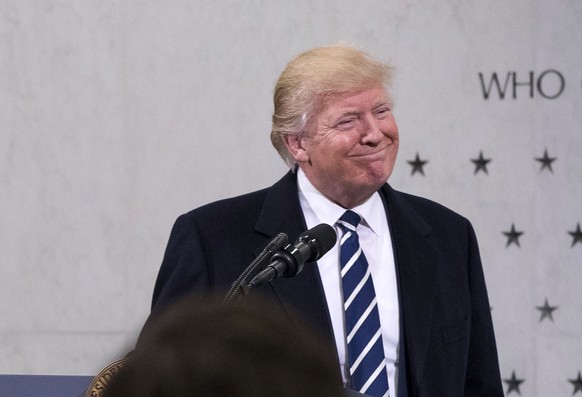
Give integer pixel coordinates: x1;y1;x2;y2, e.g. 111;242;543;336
360;115;384;144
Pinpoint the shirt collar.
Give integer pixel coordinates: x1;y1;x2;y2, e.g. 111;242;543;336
297;168;385;236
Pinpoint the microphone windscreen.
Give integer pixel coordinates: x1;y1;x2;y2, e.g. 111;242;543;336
298;223;337;261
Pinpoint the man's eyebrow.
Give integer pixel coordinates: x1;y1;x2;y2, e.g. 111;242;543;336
326;110;360;122
337;110;361;117
373;100;391;109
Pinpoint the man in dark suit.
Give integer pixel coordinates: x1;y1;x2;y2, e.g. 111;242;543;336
149;44;503;396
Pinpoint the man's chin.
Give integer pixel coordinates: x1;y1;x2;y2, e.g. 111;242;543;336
362;165;393;186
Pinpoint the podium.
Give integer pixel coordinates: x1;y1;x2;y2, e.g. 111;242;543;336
0;374;92;397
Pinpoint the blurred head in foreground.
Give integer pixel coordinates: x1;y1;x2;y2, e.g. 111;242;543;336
107;294;342;397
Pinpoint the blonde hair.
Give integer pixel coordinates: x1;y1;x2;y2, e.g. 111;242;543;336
270;44;394;167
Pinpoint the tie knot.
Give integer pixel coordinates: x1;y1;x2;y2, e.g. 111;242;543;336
338;210;362;230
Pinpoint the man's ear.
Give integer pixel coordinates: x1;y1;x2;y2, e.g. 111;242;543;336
283;134;309;163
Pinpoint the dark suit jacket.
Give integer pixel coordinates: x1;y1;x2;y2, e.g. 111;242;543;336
150;171;503;397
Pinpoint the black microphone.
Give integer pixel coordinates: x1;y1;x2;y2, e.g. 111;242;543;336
248;224;336;288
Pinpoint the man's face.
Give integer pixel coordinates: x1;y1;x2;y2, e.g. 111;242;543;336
286;86;399;208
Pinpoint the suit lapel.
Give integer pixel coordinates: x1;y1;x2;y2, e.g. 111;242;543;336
381;184;438;389
254;172;337;342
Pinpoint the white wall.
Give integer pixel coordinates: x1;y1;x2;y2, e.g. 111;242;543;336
1;1;581;395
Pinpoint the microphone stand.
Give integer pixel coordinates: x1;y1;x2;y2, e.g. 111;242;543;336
222;233;288;305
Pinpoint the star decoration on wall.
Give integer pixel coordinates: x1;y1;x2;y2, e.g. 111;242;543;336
569;371;582;395
504;370;525;395
568;223;582;247
535;148;557;172
536;298;558;322
471;150;491;174
503;223;524;247
407;152;428;176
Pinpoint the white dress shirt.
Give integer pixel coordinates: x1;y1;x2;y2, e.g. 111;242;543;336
297;168;400;395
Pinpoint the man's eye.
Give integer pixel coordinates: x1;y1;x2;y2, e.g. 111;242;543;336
375;108;390;117
336;119;356;129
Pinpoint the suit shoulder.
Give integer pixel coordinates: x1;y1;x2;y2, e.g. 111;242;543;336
387;186;470;226
174;171;298;229
176;187;270;227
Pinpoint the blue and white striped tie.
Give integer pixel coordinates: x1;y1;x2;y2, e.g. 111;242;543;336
337;210;389;397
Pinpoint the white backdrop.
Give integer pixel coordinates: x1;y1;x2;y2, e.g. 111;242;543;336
1;1;581;395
